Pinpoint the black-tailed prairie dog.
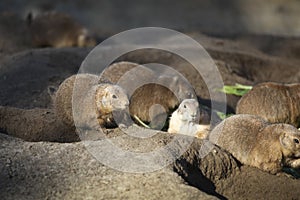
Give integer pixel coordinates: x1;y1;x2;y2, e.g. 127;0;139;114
55;74;129;129
236;82;300;127
168;99;210;139
209;114;300;174
27;12;96;47
100;61;196;127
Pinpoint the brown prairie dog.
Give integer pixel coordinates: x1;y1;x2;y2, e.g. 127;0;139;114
55;74;129;129
236;82;300;128
209;114;300;174
27;11;96;48
168;99;210;139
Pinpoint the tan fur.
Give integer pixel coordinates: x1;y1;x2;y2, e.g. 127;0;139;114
209;114;300;174
99;61;155;83
93;84;129;127
236;82;300;127
55;74;129;129
28;12;96;48
168;99;210;139
100;61;196;126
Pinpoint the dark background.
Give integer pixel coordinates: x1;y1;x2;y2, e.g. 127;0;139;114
1;0;300;37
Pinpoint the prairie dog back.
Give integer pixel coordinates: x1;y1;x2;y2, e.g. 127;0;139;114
236;82;300;127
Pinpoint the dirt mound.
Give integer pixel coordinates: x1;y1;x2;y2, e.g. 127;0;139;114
0;133;217;200
0;47;90;108
0;106;76;142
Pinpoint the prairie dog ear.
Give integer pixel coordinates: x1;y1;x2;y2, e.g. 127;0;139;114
47;85;57;103
47;85;57;97
96;87;107;105
279;133;288;148
177;106;183;114
177;104;185;114
101;96;109;107
104;87;111;95
194;100;199;108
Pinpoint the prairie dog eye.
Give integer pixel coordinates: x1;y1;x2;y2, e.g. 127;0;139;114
112;94;117;99
294;138;299;144
183;105;187;108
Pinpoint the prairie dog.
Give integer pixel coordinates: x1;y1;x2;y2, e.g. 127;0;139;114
27;11;96;48
168;99;210;139
100;61;196;127
210;114;300;174
55;74;129;129
236;82;300;127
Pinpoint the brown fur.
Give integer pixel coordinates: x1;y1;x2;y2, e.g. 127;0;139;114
100;61;196;126
28;12;96;48
210;114;300;174
99;61;155;83
55;74;129;129
236;82;300;127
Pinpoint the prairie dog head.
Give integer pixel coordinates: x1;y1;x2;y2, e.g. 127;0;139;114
77;28;96;47
176;99;200;123
95;84;129;114
278;124;300;158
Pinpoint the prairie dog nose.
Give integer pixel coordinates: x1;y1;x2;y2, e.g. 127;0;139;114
191;113;197;118
124;101;129;107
